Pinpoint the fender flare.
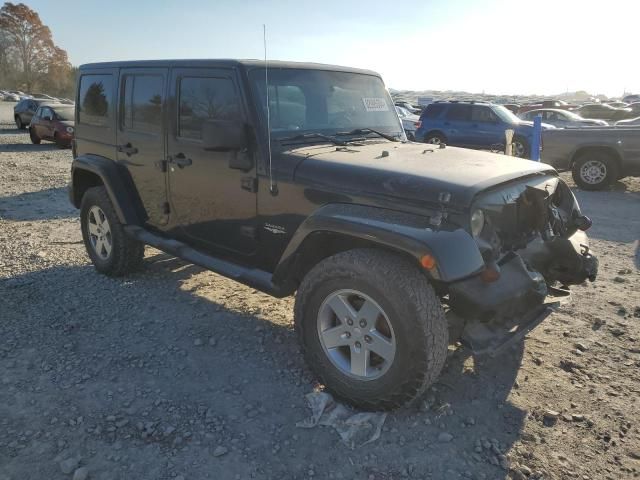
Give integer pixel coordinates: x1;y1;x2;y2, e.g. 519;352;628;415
70;154;144;226
272;203;484;287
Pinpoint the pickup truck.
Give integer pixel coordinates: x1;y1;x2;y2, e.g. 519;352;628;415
541;126;640;190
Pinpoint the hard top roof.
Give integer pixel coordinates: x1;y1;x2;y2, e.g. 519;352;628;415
79;59;380;77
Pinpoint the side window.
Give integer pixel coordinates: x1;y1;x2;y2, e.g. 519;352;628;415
471;106;499;122
33;107;42;119
78;74;113;127
41;108;52;120
422;104;445;119
178;76;240;140
121;75;163;134
446;104;471;121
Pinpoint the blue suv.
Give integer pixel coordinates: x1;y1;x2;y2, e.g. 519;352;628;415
415;101;552;158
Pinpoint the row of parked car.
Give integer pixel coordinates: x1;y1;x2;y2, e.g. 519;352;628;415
0;89;74;104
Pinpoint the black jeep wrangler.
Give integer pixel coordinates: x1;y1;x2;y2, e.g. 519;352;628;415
69;60;598;410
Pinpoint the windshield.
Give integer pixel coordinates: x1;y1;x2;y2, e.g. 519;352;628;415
493;105;523;124
249;68;403;139
55;107;75;121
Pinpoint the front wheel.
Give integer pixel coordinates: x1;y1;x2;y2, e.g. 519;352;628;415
29;127;41;144
15;115;25;130
80;186;145;276
512;136;530;158
294;249;448;410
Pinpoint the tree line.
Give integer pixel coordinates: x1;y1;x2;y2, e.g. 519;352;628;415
0;2;75;97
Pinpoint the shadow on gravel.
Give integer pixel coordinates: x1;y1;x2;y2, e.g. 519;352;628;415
0;186;75;220
0;252;527;479
0;142;61;152
573;187;640;244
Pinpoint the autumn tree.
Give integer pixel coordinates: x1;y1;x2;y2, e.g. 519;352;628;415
0;2;74;96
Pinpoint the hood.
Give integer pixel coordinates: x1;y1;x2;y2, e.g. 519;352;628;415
289;142;556;208
516;120;556;130
58;120;74;128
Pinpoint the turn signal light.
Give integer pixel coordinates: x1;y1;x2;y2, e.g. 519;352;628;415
481;267;500;283
420;254;437;270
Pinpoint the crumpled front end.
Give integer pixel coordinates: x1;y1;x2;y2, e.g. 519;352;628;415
446;174;598;354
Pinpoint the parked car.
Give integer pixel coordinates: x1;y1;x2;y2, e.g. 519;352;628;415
58;97;75;105
69;59;598;410
415;101;554;158
29;92;58;101
3;92;21;102
622;94;640;103
29;103;75;147
519;109;608;127
614;116;640;126
518;100;574;114
13;98;54;128
394;100;422;115
606;101;629;108
502;103;520;114
575;103;633;121
542;126;640;190
395;105;420;140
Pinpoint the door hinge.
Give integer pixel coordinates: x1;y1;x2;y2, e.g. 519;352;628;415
241;177;258;193
162;202;170;215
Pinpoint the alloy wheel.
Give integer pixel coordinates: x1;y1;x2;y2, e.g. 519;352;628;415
317;289;396;380
580;160;607;185
87;206;113;260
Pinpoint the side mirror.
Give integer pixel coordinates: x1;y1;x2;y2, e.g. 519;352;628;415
202;120;248;152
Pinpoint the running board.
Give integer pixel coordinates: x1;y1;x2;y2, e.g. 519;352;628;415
124;225;287;298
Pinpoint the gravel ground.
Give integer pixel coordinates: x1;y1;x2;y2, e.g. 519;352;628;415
1;101;639;480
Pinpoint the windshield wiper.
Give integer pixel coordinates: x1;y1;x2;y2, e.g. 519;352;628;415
336;128;399;142
278;133;348;146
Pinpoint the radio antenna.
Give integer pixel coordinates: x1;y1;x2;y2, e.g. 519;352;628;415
263;24;277;195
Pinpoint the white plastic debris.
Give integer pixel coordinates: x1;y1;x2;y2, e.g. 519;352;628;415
296;391;387;449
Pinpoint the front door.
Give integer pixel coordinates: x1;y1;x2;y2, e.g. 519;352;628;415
167;67;258;256
116;67;169;227
471;105;505;148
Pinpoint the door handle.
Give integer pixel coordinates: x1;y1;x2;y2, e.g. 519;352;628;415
117;143;138;156
170;153;192;168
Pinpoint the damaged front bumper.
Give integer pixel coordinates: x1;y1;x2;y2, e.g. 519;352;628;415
445;175;599;355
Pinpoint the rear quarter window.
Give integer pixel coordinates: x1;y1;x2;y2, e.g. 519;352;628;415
78;74;113;127
421;103;445;119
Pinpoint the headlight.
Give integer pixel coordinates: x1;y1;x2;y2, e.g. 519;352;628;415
470;209;485;237
66;126;74;133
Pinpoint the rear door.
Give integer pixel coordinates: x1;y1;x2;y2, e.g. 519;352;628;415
443;104;472;145
166;67;258;256
116;67;169;227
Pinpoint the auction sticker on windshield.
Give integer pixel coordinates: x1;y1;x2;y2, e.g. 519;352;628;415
362;97;389;112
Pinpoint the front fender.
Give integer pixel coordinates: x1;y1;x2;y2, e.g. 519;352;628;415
70;154;144;226
273;204;485;285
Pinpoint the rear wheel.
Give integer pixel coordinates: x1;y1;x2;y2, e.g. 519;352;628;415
29;127;41;144
80;186;145;276
15;115;25;130
572;151;619;191
424;132;447;146
295;249;448;410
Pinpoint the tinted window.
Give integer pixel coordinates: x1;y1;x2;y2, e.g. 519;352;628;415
471;106;499;122
421;103;446;119
121;75;163;134
178;76;240;140
446;104;471;121
78;74;113;126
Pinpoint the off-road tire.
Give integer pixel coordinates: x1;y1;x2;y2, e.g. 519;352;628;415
80;186;144;276
572;151;619;191
294;249;448;410
15;115;25;130
29;127;41;144
424;132;447;146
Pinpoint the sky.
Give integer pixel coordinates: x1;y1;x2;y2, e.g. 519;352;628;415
23;0;640;97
